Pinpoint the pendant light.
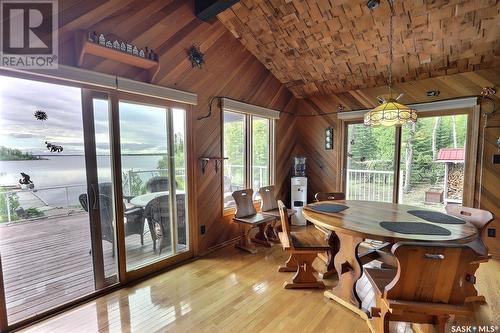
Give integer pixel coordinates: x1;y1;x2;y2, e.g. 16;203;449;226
364;0;417;127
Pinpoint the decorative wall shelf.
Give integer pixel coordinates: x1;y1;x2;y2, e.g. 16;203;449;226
199;157;228;174
75;30;160;83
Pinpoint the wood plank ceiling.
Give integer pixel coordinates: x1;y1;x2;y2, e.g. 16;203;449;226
218;0;500;98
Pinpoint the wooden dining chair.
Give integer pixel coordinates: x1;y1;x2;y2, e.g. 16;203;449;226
313;192;346;278
365;242;478;333
258;185;295;241
314;192;346;201
232;189;276;253
445;204;494;303
445;204;494;256
277;200;329;289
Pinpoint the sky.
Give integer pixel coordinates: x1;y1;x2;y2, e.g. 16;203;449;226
0;75;185;155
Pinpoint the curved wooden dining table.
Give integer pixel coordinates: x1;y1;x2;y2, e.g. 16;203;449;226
302;200;478;321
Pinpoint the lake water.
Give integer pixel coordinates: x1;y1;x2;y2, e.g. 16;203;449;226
0;155;166;207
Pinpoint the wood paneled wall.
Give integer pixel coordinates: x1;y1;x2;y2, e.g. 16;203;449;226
475;111;500;257
55;0;298;254
40;0;500;257
292;68;500;256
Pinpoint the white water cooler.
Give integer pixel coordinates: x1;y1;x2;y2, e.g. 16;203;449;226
291;176;307;225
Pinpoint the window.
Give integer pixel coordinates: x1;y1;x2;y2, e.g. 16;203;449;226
345;113;470;212
223;112;273;208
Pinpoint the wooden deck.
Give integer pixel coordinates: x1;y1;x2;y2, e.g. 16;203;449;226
0;213;175;324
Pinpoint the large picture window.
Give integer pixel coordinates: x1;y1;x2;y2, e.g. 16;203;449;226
223;112;273;208
345;113;470;212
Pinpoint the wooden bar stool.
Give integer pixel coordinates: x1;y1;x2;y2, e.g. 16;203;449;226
258;185;295;242
277;200;328;289
232;189;276;253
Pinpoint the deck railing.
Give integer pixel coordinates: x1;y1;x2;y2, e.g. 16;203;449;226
125;168;185;196
346;169;394;202
0;183;87;222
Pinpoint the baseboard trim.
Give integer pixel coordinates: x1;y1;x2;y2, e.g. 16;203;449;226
198;236;242;256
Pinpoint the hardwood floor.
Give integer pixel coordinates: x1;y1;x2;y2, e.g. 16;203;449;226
16;232;499;333
0;213;185;324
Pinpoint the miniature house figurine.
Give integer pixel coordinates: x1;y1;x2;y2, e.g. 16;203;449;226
139;49;145;57
106;40;113;48
98;34;105;45
132;46;139;55
113;40;120;49
120;42;126;51
126;44;133;53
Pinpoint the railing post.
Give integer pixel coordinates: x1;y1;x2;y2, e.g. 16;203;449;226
345;170;350;199
259;167;263;188
65;187;70;208
5;193;11;223
128;170;133;196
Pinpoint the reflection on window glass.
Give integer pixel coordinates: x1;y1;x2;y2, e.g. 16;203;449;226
252;116;270;192
119;101;172;271
172;109;188;250
93;98;117;279
346;124;395;202
0;75;96;324
399;115;467;211
223;111;245;207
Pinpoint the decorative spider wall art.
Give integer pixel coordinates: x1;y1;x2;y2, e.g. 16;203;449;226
45;141;64;153
188;45;205;68
34;110;48;121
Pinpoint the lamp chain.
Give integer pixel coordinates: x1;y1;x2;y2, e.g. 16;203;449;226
388;0;394;98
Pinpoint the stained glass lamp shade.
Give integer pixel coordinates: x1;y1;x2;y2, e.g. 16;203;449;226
364;98;417;127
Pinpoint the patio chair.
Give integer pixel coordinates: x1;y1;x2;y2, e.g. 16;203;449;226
145;176;169;193
78;193;145;255
176;193;187;246
144;194;171;254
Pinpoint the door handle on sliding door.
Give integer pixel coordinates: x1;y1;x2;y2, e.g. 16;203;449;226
90;183;98;210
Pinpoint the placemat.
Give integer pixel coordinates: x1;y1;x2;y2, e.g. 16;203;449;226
380;221;451;236
309;203;349;213
407;210;465;225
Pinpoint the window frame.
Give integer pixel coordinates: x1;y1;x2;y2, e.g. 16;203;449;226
341;107;479;207
222;110;275;214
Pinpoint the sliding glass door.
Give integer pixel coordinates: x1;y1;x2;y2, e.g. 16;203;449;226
117;100;188;272
345;113;469;211
0;76;117;326
0;73;191;329
398;114;468;210
82;91;119;286
346;123;396;202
